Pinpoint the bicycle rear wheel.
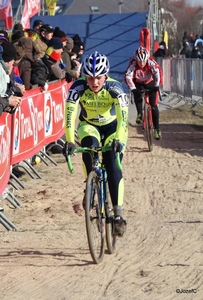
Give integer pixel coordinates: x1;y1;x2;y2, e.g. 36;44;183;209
85;171;105;264
104;180;116;254
144;103;153;152
105;202;116;254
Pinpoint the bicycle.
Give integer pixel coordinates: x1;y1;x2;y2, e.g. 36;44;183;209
66;143;122;264
140;89;154;152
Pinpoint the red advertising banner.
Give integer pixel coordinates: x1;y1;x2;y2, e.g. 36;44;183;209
0;79;71;196
0;112;12;195
11;80;69;165
11;87;45;164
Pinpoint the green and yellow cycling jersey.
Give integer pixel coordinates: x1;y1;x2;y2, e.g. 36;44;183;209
65;77;129;144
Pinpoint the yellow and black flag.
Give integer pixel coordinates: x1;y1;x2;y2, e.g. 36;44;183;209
45;0;59;16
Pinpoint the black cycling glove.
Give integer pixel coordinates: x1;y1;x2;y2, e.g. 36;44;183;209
112;139;123;153
62;142;76;156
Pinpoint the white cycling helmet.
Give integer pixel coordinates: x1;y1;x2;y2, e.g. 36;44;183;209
135;46;149;61
82;51;110;77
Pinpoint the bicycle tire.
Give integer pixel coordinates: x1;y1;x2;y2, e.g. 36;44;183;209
85;171;105;264
144;103;153;152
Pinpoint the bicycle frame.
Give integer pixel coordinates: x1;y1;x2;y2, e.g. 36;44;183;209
92;153;107;215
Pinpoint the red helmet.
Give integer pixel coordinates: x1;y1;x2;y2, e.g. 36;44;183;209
135;46;149;61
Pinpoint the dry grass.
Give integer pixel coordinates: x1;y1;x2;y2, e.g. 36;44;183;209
160;104;203;130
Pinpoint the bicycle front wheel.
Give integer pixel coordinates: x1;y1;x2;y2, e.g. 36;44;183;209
85;171;105;264
144;103;153;152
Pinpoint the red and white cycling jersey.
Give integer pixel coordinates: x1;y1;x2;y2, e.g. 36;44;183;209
125;56;163;90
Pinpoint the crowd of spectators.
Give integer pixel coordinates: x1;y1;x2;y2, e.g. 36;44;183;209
179;31;203;59
0;19;85;111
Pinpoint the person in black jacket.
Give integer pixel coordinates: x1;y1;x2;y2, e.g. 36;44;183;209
0;42;22;116
153;41;168;58
180;41;192;58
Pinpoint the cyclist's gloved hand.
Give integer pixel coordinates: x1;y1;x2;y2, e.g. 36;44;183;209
62;142;76;156
132;89;142;98
112;139;123;153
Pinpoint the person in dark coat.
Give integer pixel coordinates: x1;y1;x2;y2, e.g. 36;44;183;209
180;41;192;58
11;31;35;90
62;37;81;82
191;46;202;59
153;41;168;58
0;42;22;116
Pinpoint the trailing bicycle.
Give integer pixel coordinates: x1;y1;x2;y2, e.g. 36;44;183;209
66;143;122;264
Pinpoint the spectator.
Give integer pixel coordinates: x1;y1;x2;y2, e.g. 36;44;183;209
0;43;22;116
0;36;9;70
0;37;23;93
31;37;65;89
2;42;24;95
11;31;35;90
180;41;192;58
62;37;81;82
53;27;68;47
71;44;82;70
72;45;81;59
194;35;203;57
9;23;24;42
193;34;199;44
72;34;85;57
194;35;203;48
191;45;202;59
0;94;21;116
42;37;66;81
0;29;9;40
182;31;192;45
32;19;44;34
32;24;54;61
12;23;23;33
153;41;168;58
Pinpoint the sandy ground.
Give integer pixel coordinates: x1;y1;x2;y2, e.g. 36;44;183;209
1;96;203;300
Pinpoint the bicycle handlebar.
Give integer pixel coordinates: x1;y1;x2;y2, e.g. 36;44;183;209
66;145;122;174
139;88;162;102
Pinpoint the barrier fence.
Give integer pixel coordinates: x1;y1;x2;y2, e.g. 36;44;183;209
0;79;72;196
156;57;203;104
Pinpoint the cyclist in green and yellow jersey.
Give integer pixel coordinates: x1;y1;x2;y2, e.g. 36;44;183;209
63;51;128;236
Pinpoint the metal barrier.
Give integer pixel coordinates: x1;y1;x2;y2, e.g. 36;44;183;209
157;57;203;108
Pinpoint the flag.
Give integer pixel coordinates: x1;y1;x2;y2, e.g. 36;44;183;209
45;0;57;7
45;0;58;16
21;0;41;29
0;0;13;29
48;2;56;16
4;0;12;29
